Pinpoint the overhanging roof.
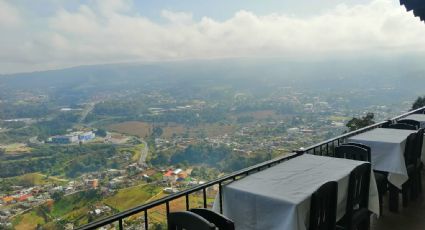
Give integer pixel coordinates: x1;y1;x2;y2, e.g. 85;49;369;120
400;0;425;22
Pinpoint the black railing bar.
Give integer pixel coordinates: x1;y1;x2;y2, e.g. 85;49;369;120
144;210;148;230
119;219;123;230
203;188;207;208
219;182;223;214
185;194;190;210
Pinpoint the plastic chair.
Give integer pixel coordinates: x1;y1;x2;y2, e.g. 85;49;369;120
336;163;371;230
342;143;387;214
335;145;370;162
190;208;235;230
388;123;417;130
309;181;338;230
397;119;421;130
168;211;216;230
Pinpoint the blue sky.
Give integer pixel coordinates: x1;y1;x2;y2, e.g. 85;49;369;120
0;0;424;74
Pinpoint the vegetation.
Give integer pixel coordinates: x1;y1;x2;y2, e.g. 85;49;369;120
346;113;375;131
104;184;161;211
0;144;118;178
412;96;425;110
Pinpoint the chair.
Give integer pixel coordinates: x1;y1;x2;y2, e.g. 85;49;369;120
388;132;419;211
342;143;388;214
397;119;420;130
309;181;338;230
388;123;417;130
168;211;216;230
407;129;424;199
334;145;370;161
190;208;235;230
336;163;371;230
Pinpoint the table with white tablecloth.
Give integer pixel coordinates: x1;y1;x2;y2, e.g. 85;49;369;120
347;128;417;189
213;154;379;230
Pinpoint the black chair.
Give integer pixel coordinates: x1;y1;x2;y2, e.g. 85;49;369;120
335;145;370;161
342;143;388;215
397;119;420;130
168;211;216;230
388;132;419;211
407;129;424;200
336;163;371;230
190;208;235;230
309;181;338;230
388;123;417;130
414;128;424;195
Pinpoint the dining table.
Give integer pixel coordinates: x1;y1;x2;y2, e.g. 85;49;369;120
212;154;379;230
347;128;418;189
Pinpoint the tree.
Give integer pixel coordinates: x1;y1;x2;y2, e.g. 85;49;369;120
95;128;107;137
346;113;375;132
412;96;425;110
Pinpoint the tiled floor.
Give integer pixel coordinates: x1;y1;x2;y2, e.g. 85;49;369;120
372;171;425;230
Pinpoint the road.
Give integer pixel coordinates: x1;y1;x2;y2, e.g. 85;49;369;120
138;139;149;167
79;102;96;123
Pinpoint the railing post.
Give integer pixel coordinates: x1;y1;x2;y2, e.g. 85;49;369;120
118;219;123;230
144;210;148;230
219;182;223;214
203;188;207;208
185;194;190;210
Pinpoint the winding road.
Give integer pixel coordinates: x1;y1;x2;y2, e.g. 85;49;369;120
138;139;149;167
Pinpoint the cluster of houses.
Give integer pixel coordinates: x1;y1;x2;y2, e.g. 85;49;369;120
48;131;96;144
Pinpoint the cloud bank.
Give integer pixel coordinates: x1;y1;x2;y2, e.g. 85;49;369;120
1;0;424;74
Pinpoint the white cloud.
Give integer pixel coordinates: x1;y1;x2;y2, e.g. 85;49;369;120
0;0;21;27
0;0;425;74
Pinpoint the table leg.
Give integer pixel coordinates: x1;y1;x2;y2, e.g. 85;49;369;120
389;184;399;212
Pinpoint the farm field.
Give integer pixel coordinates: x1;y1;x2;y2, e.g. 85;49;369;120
13;210;46;230
103;184;161;212
108;121;152;138
8;173;67;186
108;121;236;139
0;143;32;154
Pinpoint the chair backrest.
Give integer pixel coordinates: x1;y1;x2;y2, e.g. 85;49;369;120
388;123;417;130
414;128;424;161
309;181;338;230
404;132;420;166
397;119;420;130
343;143;371;160
168;211;216;230
190;208;235;230
335;145;370;162
346;163;371;223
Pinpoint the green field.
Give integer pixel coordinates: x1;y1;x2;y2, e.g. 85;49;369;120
104;184;161;211
13;210;46;230
16;173;67;186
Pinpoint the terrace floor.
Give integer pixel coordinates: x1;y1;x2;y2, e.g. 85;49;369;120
372;170;425;230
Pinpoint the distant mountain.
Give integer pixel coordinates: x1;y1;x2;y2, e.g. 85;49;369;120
1;56;424;104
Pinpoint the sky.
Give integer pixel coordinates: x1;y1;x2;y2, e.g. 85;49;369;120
1;0;425;74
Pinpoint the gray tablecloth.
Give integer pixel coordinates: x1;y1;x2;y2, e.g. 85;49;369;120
213;154;379;230
348;128;416;189
404;114;425;128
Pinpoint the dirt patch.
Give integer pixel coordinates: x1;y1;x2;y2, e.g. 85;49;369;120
108;121;152;138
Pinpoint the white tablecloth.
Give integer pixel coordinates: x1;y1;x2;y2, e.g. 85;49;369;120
213;154;379;230
348;128;416;189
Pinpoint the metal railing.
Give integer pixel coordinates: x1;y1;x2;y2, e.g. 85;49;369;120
78;106;425;230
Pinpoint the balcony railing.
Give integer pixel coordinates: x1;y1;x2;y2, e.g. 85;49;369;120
77;106;425;230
